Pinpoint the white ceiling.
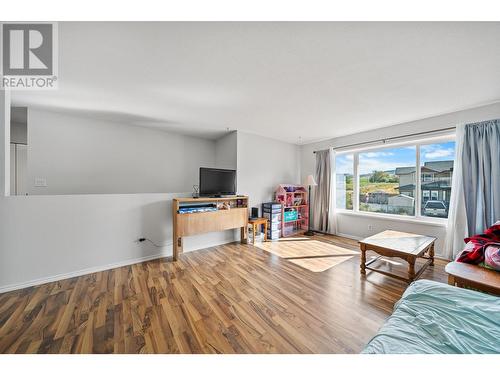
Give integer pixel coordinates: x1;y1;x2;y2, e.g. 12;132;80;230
12;22;500;144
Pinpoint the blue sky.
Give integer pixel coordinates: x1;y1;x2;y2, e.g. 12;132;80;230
336;141;455;175
420;141;456;164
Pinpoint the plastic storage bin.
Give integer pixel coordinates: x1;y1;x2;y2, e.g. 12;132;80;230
263;202;282;240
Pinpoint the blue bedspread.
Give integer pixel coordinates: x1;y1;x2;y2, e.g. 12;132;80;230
362;279;500;354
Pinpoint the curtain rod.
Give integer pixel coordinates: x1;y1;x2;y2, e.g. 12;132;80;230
312;126;456;154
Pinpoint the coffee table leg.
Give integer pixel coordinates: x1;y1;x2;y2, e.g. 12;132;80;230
360;244;366;275
429;243;435;266
408;257;416;282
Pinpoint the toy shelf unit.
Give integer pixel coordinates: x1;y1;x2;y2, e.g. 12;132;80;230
274;184;309;237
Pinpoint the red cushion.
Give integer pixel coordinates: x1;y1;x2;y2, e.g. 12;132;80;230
456;223;500;265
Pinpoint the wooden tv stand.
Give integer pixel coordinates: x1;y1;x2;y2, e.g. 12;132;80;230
172;196;249;261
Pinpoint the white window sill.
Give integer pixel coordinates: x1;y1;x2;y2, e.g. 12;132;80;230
335;209;448;227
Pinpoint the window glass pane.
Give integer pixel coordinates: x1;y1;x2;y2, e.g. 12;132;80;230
358;146;416;216
335;154;354;210
420;141;455;218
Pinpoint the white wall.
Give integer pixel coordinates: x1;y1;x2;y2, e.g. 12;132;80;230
300;102;500;257
213;131;240;240
237;131;300;212
216;130;302;211
336;212;447;252
27;108;216;195
215;131;237;169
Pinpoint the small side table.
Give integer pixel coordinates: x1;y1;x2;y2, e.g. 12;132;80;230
248;217;268;245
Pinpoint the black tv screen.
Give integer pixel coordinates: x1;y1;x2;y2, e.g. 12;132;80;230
199;168;236;196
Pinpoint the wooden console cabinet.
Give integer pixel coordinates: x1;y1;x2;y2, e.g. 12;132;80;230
172;196;249;260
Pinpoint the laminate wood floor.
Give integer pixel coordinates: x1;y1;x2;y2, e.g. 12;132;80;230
255;237;359;272
0;234;448;354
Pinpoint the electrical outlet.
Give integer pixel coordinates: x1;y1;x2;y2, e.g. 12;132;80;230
34;177;47;187
367;224;374;231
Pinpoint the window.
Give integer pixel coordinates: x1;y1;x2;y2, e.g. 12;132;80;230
358;146;416;216
420;141;455;218
335;154;354;210
422;173;432;182
334;138;455;220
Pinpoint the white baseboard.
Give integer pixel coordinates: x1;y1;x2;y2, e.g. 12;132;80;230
336;232;363;241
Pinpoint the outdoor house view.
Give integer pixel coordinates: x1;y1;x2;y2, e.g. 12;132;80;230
335;141;455;218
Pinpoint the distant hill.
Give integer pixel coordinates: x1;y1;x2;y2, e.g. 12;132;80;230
360;169;395;178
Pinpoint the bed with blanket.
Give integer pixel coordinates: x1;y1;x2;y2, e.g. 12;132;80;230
362;279;500;354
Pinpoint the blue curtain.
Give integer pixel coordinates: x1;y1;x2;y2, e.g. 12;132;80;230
462;119;500;235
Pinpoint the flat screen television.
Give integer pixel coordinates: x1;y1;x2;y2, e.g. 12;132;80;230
199;167;236;197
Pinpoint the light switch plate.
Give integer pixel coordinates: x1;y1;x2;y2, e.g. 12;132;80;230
34;177;47;187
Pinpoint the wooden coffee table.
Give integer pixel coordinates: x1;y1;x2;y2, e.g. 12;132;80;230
359;230;436;283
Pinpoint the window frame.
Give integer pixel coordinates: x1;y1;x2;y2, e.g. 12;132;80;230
333;153;355;211
334;134;455;223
